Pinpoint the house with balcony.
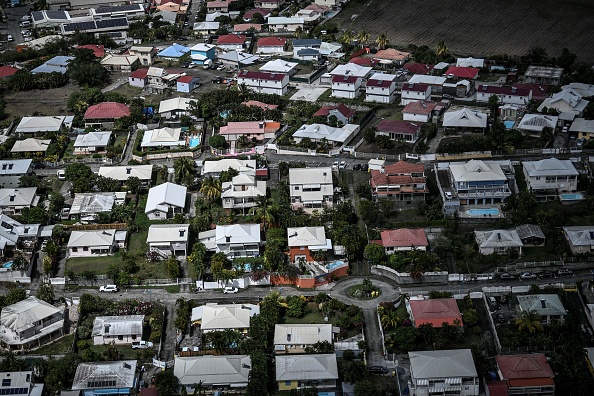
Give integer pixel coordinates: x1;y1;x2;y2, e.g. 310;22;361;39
562;226;594;254
158;97;193;119
495;354;555;396
199;224;261;258
67;229;126;257
289;168;333;213
147;224;190;259
201;159;257;179
216;34;246;51
408;75;447;94
255;0;280;9
408;298;463;328
0;159;33;189
145;182;187;220
207;0;237;13
379;228;428;254
100;54;140;73
219;121;281;149
73;131;112;155
476;85;532;105
408;349;479;396
523;158;578;195
276;354;338;391
517;294;566;324
0;214;41;258
474;229;523;256
257;37;286;54
72;361;137;396
0;187;39;215
128;46;155;66
400;83;431;105
370;160;428;201
83;102;130;128
92;315;144;345
222;174;266;213
375;119;421;143
237;70;289;96
365;73;398;103
329;63;372;98
189;43;216;65
292;38;321;58
267;16;304;32
274;324;333;354
175;355;251;393
538;87;589;116
141;127;185;151
287;226;332;262
0;297;64;351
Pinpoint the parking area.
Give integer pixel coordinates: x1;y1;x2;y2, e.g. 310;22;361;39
289;83;329;102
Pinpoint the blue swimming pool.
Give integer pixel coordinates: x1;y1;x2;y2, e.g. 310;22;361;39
467;208;501;216
503;121;515;129
2;261;13;269
327;260;345;270
234;263;252;272
559;193;584;201
189;137;200;148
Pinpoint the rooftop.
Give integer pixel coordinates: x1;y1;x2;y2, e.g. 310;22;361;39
496;353;554;381
84;102;130;120
174;355;251;386
287;226;327;247
0;297;61;334
380;228;428;248
92;315;144;337
275;354;338;381
98;165;153;181
409;298;463;328
147;224;190;244
67;230;116;248
200;304;258;331
273;324;332;346
523;158;578;177
72;361;137;390
409;349;477;379
145;182;187;214
516;294;566;317
450;160;505;182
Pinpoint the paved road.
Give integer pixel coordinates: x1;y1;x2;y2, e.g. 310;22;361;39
2;5;30;46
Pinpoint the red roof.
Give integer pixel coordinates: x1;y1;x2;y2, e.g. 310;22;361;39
313;103;355;119
242;100;279;110
244;8;270;18
234;23;262;32
512;83;549;101
0;65;20;79
486;381;509;396
403;100;437;115
217;34;246;45
257;36;286;47
380;228;428;248
384;160;424;175
366;77;393;88
332;75;358;84
370;171;427;192
376;120;420;135
238;70;286;81
478;85;530;96
496;354;555;381
349;57;377;66
84;102;130;120
138;388;157;396
75;44;105;58
129;68;148;79
409;298;463;328
445;66;479;79
177;75;196;83
403;62;433;75
402;82;430;92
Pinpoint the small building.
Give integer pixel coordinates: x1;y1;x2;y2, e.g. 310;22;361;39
0;372;39;396
100;54;140;73
287;226;332;263
292;124;359;146
255;0;280;9
83;102;130;128
92;315;144;345
199;303;259;333
292;38;321;58
456;57;484;68
365;73;398;104
443;160;513;206
442;108;488;132
562;226;594;254
31;55;74;74
513;83;550;101
10;138;51;154
236;70;289;96
242;100;279;111
570;118;594;140
128;68;148;88
141;127;185;151
524;65;563;86
201;158;257;179
67;229;123;257
474;229;523;256
523;158;578;194
145;182;187;220
158;97;193;119
517;114;559;135
128;45;154;66
69;192;124;221
219;120;281;149
476;85;532;105
207;0;238;13
369;160;428;202
329;63;373;99
72;361;137;396
375;119;421;143
515;224;546;246
199;224;261;258
174;355;251;392
73;131;112;155
222;174;266;213
275;354;338;391
0;187;39;215
147;224;190;259
15;115;68;134
189;43;216;65
408;298;463;328
380;228;428;253
157;43;190;60
259;59;298;74
537;88;589;116
517;294;566;324
267;16;304;32
176;75;200;93
0;65;21;79
495;354;555;395
233;23;262;33
444;66;479;80
216;34;246;51
0;159;33;189
289;167;333;213
373;48;410;66
312;104;355;125
257;36;286;53
274;324;333;354
98;165;153;185
402;100;437;123
193;21;220;35
403;62;434;75
400;82;431;105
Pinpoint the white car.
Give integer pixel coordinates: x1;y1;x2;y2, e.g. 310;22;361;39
7;35;14;42
131;341;153;349
223;286;239;294
519;272;537;280
339;161;346;169
99;285;119;293
57;170;66;180
332;161;339;170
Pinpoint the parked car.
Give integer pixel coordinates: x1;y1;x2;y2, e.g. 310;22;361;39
368;366;389;374
538;271;556;278
557;268;573;276
495;313;506;323
499;295;508;304
353;164;361;171
40;240;48;252
99;285;119;293
576;137;587;147
223;286;239;294
442;94;454;99
7;35;13;42
499;273;515;280
361;164;369;172
57;170;66;180
31;162;45;169
132;341;154;349
520;272;537;280
339;161;346;169
332;161;339;170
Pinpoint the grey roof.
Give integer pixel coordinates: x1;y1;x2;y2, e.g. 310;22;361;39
62;18;128;33
70;193;117;216
274;324;332;346
474;230;523;249
0;159;32;175
569;118;594;134
145;182;187;214
0;297;61;333
515;224;545;240
289;167;333;185
15;116;66;133
297;48;320;56
174;355;251;386
67;230;116;248
563;226;594;247
11;139;51;153
98;165;153;181
95;4;143;14
0;188;38;208
450;160;506;183
201;159;256;176
292;38;321;47
215;224;260;245
287;226;327;247
74;131;112;148
200;304;258;331
275;354;338;381
146;224;189;244
92;315;144;337
518;114;558;132
72;361;137;390
409;349;477;380
443;108;487;128
523;158;578;177
517;294;566;316
0;371;33;390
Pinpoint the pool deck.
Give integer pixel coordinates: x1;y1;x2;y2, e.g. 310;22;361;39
458;205;505;219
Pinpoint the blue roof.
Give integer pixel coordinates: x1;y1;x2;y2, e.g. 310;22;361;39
31;64;68;74
157;44;190;58
46;56;74;67
293;38;321;47
297;48;319;56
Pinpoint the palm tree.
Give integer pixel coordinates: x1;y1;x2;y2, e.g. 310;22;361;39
380;309;401;331
375;33;389;50
158;164;169;182
356;30;370;48
339;30;354;50
199;176;221;202
515;310;544;334
249;196;276;229
173;157;196;186
436;40;449;58
294;26;303;39
192;381;206;396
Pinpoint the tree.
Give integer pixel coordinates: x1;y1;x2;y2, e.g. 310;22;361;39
363;127;376;143
173;157;196;186
354;379;377;396
462;308;479;327
375;33;389;49
199;176;221;202
356;30;370;48
65;162;94;182
363;243;385;265
210;253;231;282
209;134;227;149
36;283;55;304
381;309;401;331
19;207;49;224
340;30;354;50
188;242;207;280
392;326;419;352
249;196;276;229
435;40;449;58
19;175;40;188
166;256;181;279
0;288;27;310
68;49;110;88
154;370;180;396
488;94;500;120
515;310;544;334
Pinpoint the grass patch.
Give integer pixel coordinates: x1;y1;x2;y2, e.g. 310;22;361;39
129;231;148;252
33;334;74;355
67;252;122;274
136;260;171;279
165;285;180;293
87;344;138;359
283;308;328;325
347;284;382;300
514;165;527;191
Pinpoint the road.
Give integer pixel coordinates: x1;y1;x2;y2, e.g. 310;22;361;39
2;5;30;46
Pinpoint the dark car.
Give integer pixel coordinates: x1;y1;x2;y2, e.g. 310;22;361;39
353;164;361;171
368;366;389;375
361;164;369;172
538;271;556;279
557;268;573;276
31;162;45;169
495;313;506;323
499;273;515;280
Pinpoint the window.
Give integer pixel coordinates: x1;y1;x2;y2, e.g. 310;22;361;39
118;335;124;340
285;381;292;386
132;335;137;340
72;247;78;252
83;247;89;251
294;186;300;190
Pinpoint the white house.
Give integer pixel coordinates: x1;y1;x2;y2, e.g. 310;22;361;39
146;224;190;259
273;324;333;354
67;229;125;257
538;88;589;116
289;167;333;213
219;120;281;149
177;75;200;93
275;354;339;391
0;159;33;189
292;38;321;59
128;68;148;88
193;21;220;35
523;158;578;194
442;108;488;132
141;127;185;150
201;159;257;178
517;294;566;324
517;114;559;135
474;229;523;255
257;37;286;54
222;174;266;213
199;224;262;258
292;123;359;146
365;73;398;104
0;372;36;396
69;192;125;221
92;315;144;345
98;165;153;185
400;82;431;105
456;57;484;68
14;115;69;134
72;361;137;395
259;59;298;74
0;187;39;215
197;303;259;332
128;46;154;66
255;0;281;9
329;63;372;99
287;226;332;263
445;160;512;206
476;85;532;105
73;131;112;154
236;70;289;96
267;16;304;32
174;355;251;392
158;97;194;119
216;34;247;51
10;139;51;154
403;100;438;123
145;182;187;220
408;74;447;94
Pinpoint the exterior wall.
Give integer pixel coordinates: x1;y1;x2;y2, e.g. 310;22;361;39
237;76;289;96
269;23;303;32
271;275;316;288
93;333;140;345
403;113;431;123
129;77;145;88
366;92;394;103
376;130;420;143
315;0;338;6
0;175;27;189
523;171;578;193
278;380;299;391
289;246;313;262
401;89;431;105
258;46;284;53
476;91;530;105
411;378;479;396
68;246;112;257
217;43;244;51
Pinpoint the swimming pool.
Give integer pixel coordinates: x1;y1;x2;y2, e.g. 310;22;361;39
503;121;515;129
559;192;584;201
327;260;345;270
2;261;13;269
189;136;200;148
234;263;252;272
467;208;501;216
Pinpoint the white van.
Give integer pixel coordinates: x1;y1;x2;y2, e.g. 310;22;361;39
19;21;31;28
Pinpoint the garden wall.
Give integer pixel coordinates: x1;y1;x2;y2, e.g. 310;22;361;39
371;265;448;284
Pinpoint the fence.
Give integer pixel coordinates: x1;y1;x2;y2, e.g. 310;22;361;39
483;293;502;354
371;265;449;284
64;223;128;231
376;305;386;358
132;150;198;162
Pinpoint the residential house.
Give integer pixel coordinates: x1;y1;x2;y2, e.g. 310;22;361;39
174;355;251;392
295;4;329;24
15;115;69;135
444;160;513;205
523;158;578;194
370;160;428;201
233;23;262;33
515;224;546;246
292;38;321;58
524;65;563;85
222;174;266;213
329;63;373;99
73;131;112;155
408;298;463;328
147;224;190;258
379;228;429;254
513;83;550;101
375;119;421;143
0;188;39;215
499;103;524;120
562;226;594;254
72;361;137;396
236;70;289;96
0;297;64;351
400;83;431;105
201;159;257;178
0;159;33;189
474;229;523;256
365;73;398;104
207;0;237;13
90;4;146;21
158;97;193;119
442;108;488;132
495;354;555;396
273;324;333;354
445;66;479;80
98;165;153;185
313;104;355;125
128;68;148;88
570;118;594;140
60;18;129;45
518;114;559;135
562;82;594;97
128;46;155;66
100;54;140;73
289;167;333;213
255;0;280;9
156;2;186;24
92;315;144;345
403;62;434;75
83;102;130;128
216;34;246;51
408;349;479;396
537;88;589;116
476;85;532;105
314;0;338;6
145;182;187;220
193;21;220;35
0;65;20;79
243;8;271;21
10;138;51;155
402;100;437;123
31;55;74;74
141;127;185;150
145;66;176;94
287;226;331;262
199;224;261;258
373;48;410;66
67;229;125;257
157;43;190;60
408;74;447;94
456;57;485;68
517;294;566;324
0;372;38;396
69;192;125;221
292;123;359;146
260;59;298;75
198;303;259;333
189;43;216;65
176;75;200;93
276;354;338;391
257;37;286;53
0;214;41;258
218;51;260;69
267;16;304;32
242;100;279;111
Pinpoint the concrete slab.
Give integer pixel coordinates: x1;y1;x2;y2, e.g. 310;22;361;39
290;84;329;102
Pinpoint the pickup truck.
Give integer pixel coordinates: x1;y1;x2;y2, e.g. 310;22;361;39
131;341;153;349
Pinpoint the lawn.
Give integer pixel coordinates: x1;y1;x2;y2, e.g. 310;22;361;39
66;252;123;274
283;309;327;325
88;344;138;359
33;334;74;355
129;231;148;252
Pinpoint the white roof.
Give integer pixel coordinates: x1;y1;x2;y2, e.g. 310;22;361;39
174;355;251;386
408;74;446;85
0;159;32;175
287;226;326;247
275;354;338;381
442;108;487;128
409;349;477;379
67;229;116;248
329;63;372;78
202;159;256;176
517;294;566;316
98;165;153;181
100;54;139;66
474;229;523;249
0;372;32;390
523;158;578;177
193;22;219;31
267;16;304;24
260;59;298;73
141;127;182;147
70;193;117;215
518;114;558;132
570;118;594;134
218;51;260;65
221;175;266;199
201;304;257;331
434;62;450;69
146;224;189;244
11;138;51;153
538;88;589;113
147;66;166;77
562;82;594;98
450;160;506;182
456;57;484;68
190;43;216;52
72;361;137;390
0;187;38;207
215;224;260;245
92;315;144;337
563;226;594;247
145;182;187;214
293;123;359;144
158;97;193;114
289;167;333;185
368;72;398;82
320;41;342;55
274;324;333;345
0;214;22;246
0;297;61;333
15;116;65;133
74;131;112;148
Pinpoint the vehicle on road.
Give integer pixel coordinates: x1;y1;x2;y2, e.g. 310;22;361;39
368;366;389;374
7;35;14;42
31;162;45;169
495;313;506;323
99;285;119;293
339;161;346;169
57;170;66;180
353;164;361;171
576;137;587;147
223;286;239;294
40;240;47;251
132;341;154;349
361;164;369;172
520;272;537;280
332;161;339;170
499;273;515;280
538;271;556;278
557;268;573;276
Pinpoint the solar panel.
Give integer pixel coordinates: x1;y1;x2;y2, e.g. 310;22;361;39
46;10;68;19
96;4;143;14
31;11;44;22
96;18;128;29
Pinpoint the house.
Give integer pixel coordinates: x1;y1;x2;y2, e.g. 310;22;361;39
201;159;257;178
443;160;513;206
373;48;410;65
408;298;463;328
267;16;304;32
403;62;434;75
176;75;200;93
329;63;373;99
255;0;280;9
400;83;431;105
257;36;286;53
98;165;153;185
562;82;594;97
242;100;279;111
365;73;398;104
292;38;321;58
496;354;555;396
156;2;186;24
518;114;559;135
146;224;190;258
100;54;140;73
69;192;125;221
315;0;338;6
0;65;20;79
287;226;331;262
157;43;190;60
289;167;333;213
403;100;438;123
92;315;144;345
274;324;333;354
216;34;246;51
376;119;421;143
295;3;329;23
570;118;594;140
193;21;219;35
513;83;549;101
313;104;354;125
524;65;563;85
0;372;38;396
158;97;193;119
445;66;479;80
145;66;177;94
476;85;532;105
456;57;484;68
90;4;145;21
0;159;33;189
233;23;262;33
259;59;298;75
10;138;51;154
408;349;479;396
73;131;112;155
72;361;137;396
145;182;187;220
474;229;523;256
292;123;359;146
0;297;64;351
537;88;589;116
379;228;428;253
370;160;428;202
218;51;260;69
60;18;129;45
128;68;148;88
207;0;237;12
14;115;68;134
189;43;216;65
0;214;39;258
83;102;130;128
442;108;488;132
199;224;261;258
523;158;578;194
174;355;251;392
562;226;594;254
198;303;259;332
128;46;154;66
219;121;281;148
236;70;289;96
515;224;546;246
276;354;338;391
141;127;185;150
67;229;124;257
408;74;447;94
0;187;39;215
31;55;73;74
243;8;271;20
222;174;266;213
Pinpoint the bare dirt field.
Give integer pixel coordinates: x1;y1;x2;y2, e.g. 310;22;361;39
333;0;594;63
4;84;80;118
